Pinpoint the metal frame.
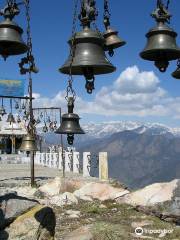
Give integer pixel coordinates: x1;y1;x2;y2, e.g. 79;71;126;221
32;107;65;177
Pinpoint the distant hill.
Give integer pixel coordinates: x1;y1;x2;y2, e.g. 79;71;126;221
41;121;180;189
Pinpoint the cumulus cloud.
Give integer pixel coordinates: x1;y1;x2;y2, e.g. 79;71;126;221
33;66;180;119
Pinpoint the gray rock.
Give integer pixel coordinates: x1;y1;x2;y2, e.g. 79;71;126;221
63;225;93;240
0;192;38;229
9;206;55;240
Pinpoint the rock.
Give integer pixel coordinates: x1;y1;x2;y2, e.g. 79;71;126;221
74;182;129;202
0;192;38;229
37;177;86;198
63;225;93;240
13;186;37;199
6;205;56;240
49;192;78;207
38;177;61;197
131;220;153;228
65;210;81;219
99;204;107;209
117;179;179;206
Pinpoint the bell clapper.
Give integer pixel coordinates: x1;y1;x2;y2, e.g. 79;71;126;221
83;67;95;94
85;78;95;94
155;60;169;73
67;134;74;145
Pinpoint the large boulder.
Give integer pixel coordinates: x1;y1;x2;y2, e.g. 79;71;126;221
74;182;129;201
117;179;179;206
0;192;38;230
37;177;85;198
117;179;180;225
49;192;78;207
6;205;56;240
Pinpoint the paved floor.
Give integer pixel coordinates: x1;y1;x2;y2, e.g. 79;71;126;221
0;164;96;188
0;164;63;187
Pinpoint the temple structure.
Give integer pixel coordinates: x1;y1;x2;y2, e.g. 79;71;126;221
0;120;27;154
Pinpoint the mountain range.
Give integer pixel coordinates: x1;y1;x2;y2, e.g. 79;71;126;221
41;121;180;189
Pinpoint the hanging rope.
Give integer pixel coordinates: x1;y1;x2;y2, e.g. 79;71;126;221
65;0;79;102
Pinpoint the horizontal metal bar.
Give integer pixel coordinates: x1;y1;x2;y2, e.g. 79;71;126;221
0;95;34;100
32;107;61;110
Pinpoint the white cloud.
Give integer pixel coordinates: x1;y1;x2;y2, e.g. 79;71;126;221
33;66;180;119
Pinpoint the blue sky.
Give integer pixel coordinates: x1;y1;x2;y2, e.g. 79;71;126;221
1;0;180;127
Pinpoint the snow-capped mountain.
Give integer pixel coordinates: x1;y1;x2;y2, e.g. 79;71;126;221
81;121;180;139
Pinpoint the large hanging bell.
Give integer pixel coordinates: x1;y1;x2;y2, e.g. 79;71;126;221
0;5;28;59
140;22;180;72
55;97;85;145
19;133;38;152
59;26;116;76
140;3;180;72
6;113;16;124
103;26;126;56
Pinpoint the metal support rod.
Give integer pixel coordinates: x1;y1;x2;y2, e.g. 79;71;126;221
28;75;35;187
59;108;65;178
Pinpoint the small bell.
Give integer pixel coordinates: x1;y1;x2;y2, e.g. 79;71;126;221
103;26;126;57
55;97;85;145
140;2;180;72
7;113;16;124
17;115;21;123
43;122;48;133
19;132;38;152
21;102;26;110
36;117;41;124
0;3;28;60
0;105;6;116
103;16;126;57
15;102;19;109
172;60;180;79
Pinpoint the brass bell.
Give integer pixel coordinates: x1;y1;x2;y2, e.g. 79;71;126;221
55;97;85;145
0;4;28;60
19;133;38;152
60;26;116;77
103;1;126;57
140;2;180;72
103;26;126;56
6;113;16;124
172;60;180;79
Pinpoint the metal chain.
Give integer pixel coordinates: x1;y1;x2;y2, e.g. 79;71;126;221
23;0;36;135
157;0;170;10
104;0;111;19
65;0;79;102
166;0;170;9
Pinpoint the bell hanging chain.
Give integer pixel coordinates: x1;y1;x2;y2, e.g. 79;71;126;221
79;0;98;28
152;0;171;23
19;0;38;75
103;0;111;29
0;0;20;20
65;0;79;102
